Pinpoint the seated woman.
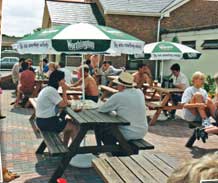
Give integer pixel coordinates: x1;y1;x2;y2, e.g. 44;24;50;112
182;71;217;127
15;61;35;106
35;70;77;145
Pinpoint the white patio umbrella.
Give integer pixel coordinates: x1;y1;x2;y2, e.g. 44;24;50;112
144;41;201;83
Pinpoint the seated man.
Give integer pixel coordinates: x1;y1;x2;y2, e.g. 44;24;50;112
182;71;217;127
97;72;148;154
168;63;189;119
70;65;99;103
15;61;35;106
132;63;152;88
100;61;123;86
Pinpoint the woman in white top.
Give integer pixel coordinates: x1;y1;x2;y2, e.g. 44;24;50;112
36;70;77;145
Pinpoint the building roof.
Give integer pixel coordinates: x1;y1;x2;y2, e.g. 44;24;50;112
46;0;105;25
98;0;187;16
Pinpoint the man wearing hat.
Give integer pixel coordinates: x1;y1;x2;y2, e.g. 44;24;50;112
98;72;148;149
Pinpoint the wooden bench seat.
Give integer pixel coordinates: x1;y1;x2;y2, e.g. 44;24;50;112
92;152;178;183
128;139;154;154
36;131;69;156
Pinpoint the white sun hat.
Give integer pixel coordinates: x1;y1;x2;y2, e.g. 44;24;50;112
113;72;136;87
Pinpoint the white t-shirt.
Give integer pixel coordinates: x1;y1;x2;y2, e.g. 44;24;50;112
172;72;189;89
98;88;148;140
36;86;62;118
59;68;72;85
181;86;208;121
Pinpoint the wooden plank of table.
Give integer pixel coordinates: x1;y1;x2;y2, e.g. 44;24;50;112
105;157;141;183
119;156;156;183
142;153;175;177
92;158;124;183
65;107;88;123
153;152;179;170
151;86;184;94
58;88;82;95
131;154;169;183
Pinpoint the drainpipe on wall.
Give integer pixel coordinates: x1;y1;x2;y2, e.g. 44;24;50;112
155;14;164;80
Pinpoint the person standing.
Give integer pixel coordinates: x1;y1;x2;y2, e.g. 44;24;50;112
58;61;72;85
11;58;25;88
97;72;148;151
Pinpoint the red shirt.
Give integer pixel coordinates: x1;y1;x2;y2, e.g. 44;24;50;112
20;70;35;94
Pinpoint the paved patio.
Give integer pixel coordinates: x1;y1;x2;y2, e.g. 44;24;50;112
1;90;218;183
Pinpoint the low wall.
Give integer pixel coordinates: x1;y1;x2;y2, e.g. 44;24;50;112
0;74;16;89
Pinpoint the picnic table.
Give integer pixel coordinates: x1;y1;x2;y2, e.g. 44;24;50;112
93;151;179;183
49;106;154;182
49;107;138;182
146;86;184;125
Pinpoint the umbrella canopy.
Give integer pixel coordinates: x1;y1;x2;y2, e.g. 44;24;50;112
14;23;144;55
144;41;201;83
144;41;201;60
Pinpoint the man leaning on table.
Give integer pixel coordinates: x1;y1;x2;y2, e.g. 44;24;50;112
168;63;189;119
98;72;148;154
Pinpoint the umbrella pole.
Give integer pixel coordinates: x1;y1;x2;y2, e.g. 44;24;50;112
81;55;85;102
160;60;164;84
155;60;158;80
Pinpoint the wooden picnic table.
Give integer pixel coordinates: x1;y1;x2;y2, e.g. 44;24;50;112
49;107;134;182
93;151;179;183
147;86;184;125
57;87;82;96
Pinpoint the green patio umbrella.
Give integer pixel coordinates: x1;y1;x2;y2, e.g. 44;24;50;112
14;23;144;55
144;41;201;83
14;23;145;101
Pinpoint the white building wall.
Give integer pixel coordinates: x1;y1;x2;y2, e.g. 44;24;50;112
161;28;218;80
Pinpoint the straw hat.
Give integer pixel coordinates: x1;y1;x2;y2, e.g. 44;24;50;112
113;72;136;87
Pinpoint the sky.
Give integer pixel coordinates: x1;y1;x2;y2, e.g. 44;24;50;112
2;0;45;37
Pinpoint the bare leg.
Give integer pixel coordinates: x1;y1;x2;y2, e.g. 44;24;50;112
206;97;217;120
63;121;80;146
189;92;208;119
204;126;218;134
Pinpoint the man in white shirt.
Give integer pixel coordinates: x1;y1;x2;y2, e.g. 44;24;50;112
169;63;190;119
98;72;148;155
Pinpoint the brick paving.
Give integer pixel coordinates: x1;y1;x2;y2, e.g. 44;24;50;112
1;90;218;183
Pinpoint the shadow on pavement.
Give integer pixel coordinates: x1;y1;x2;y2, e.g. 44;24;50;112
188;146;218;159
148;118;192;138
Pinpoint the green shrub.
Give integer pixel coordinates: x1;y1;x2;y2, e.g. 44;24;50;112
204;75;216;97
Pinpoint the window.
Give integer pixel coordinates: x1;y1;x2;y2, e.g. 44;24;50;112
181;41;196;49
201;39;218;49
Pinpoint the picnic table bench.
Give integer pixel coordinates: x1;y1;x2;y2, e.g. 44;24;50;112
92;151;178;183
146;86;184;125
28;98;68;155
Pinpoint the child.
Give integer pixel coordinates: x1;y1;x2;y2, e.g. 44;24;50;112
181;71;216;127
